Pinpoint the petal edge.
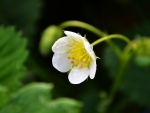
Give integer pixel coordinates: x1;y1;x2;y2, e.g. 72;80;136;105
52;36;72;54
64;31;82;42
89;59;97;79
68;67;89;84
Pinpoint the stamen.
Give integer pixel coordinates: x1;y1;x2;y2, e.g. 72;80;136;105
71;60;74;63
67;41;92;68
68;56;72;59
83;58;86;62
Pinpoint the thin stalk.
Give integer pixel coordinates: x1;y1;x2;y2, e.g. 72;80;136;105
91;34;131;46
59;20;123;59
59;20;107;37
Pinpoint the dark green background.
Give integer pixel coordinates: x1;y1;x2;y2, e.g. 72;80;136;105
0;0;150;113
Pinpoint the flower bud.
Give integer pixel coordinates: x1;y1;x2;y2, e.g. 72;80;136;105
39;25;63;55
133;37;150;66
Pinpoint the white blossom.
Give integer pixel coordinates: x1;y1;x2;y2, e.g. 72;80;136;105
52;31;97;84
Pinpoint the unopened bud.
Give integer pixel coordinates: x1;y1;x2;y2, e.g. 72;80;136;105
39;25;63;55
133;37;150;66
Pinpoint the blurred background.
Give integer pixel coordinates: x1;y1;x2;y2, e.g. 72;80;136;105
0;0;150;113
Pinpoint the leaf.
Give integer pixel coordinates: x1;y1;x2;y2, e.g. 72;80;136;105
0;26;28;92
0;85;8;108
0;83;82;113
48;98;82;113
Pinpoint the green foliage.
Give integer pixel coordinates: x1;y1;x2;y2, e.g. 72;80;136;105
121;63;150;108
0;26;28;92
1;0;150;112
0;83;82;113
103;45;150;108
0;85;7;108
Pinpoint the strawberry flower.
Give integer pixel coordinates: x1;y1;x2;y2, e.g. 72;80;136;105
52;31;97;84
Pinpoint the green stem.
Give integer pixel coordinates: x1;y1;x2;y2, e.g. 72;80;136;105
109;61;127;102
109;41;134;101
91;34;131;60
59;20;132;113
91;34;131;46
59;20;123;58
99;61;127;113
100;44;134;113
106;40;122;60
59;20;107;37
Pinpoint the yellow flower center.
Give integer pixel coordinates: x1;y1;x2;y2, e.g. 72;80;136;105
67;41;92;68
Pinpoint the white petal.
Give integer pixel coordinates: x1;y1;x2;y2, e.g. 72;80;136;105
89;59;97;79
52;53;72;72
84;42;97;79
52;36;73;54
84;42;95;59
68;67;89;84
64;31;82;42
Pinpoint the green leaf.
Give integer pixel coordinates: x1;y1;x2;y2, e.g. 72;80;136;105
48;98;82;113
0;85;8;108
0;83;82;113
0;26;28;92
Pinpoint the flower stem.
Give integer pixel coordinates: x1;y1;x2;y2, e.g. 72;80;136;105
98;60;128;113
99;44;134;113
59;20;123;58
109;61;127;102
59;20;107;37
59;20;132;113
91;34;131;46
